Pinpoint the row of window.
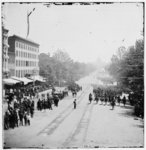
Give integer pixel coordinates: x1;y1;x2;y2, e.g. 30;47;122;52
15;41;38;52
16;69;35;78
16;50;37;59
16;60;38;67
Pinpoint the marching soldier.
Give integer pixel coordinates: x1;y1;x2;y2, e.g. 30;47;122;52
73;99;77;109
89;93;93;104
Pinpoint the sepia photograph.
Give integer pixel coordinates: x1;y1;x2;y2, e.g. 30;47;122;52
1;1;144;149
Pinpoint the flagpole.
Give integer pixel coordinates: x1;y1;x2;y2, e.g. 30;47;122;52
26;8;35;38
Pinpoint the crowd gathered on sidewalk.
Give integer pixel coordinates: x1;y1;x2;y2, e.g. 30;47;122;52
3;82;82;130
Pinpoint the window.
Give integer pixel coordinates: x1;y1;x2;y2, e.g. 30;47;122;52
18;70;20;77
22;70;23;77
16;70;17;77
15;42;18;48
16;51;18;56
26;61;29;66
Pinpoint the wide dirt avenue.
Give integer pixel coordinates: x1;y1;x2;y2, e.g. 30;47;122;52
3;74;144;148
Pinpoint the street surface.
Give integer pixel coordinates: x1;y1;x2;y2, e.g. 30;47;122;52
3;74;144;148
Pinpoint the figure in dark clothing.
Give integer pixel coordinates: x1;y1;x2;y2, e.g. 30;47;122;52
19;109;24;126
94;96;99;104
24;112;30;126
10;110;15;129
14;109;19;127
105;97;108;105
123;96;126;107
117;96;121;105
30;101;34;118
89;93;93;104
37;99;41;111
73;99;77;109
100;97;104;105
48;99;53;110
111;97;115;110
24;112;28;126
54;95;59;107
4;111;10;130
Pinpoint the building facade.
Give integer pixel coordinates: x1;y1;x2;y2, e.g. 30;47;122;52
2;27;9;77
8;35;39;78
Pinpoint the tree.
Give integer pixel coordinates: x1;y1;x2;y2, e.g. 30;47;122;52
107;39;144;117
39;50;97;87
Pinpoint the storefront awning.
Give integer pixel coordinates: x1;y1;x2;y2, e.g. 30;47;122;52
30;75;45;82
11;76;33;85
20;77;33;85
3;78;21;85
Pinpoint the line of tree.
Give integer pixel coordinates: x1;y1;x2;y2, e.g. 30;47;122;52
39;50;96;87
106;39;144;118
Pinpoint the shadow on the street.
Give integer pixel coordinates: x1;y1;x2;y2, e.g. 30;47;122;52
132;124;144;128
116;105;134;109
118;109;134;118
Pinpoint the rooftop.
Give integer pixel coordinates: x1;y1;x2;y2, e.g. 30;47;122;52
9;35;39;46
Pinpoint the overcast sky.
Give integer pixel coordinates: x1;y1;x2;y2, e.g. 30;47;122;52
2;2;143;63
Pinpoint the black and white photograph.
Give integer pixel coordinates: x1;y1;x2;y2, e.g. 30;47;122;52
1;1;144;149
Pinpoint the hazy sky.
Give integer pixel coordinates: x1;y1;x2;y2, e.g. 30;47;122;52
2;2;143;63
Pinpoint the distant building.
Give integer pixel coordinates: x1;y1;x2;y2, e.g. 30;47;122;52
2;27;9;78
8;35;39;78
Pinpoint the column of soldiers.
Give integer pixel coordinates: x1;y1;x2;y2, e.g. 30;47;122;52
91;87;127;110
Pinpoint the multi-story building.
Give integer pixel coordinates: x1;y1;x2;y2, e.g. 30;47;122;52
8;35;39;78
2;27;9;77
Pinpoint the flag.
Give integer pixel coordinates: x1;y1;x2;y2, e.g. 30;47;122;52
26;11;29;38
26;8;35;38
